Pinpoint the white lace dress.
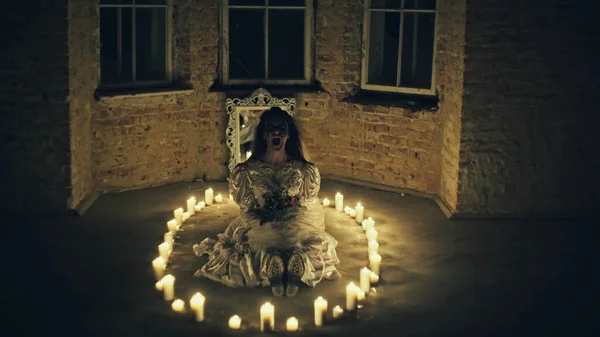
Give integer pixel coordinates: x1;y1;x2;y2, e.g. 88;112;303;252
193;160;340;288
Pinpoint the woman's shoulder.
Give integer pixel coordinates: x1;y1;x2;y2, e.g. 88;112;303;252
300;160;320;174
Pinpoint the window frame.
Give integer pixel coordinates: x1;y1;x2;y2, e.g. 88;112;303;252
361;0;438;96
220;0;314;86
98;0;173;89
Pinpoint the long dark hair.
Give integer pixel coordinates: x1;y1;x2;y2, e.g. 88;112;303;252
249;107;309;163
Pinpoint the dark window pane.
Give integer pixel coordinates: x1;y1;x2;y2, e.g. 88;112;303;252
135;8;167;81
269;0;305;6
229;9;265;79
370;0;402;9
100;8;118;85
136;0;167;4
367;11;400;86
122;7;133;83
399;12;435;89
100;0;133;4
268;9;305;79
229;0;265;5
404;0;436;10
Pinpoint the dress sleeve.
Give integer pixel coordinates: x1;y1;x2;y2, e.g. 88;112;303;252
301;162;321;204
229;163;256;212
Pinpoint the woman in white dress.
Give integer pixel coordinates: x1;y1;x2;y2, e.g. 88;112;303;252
193;107;340;296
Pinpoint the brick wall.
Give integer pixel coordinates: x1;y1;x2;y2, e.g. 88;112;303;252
0;0;71;214
68;0;97;208
457;0;600;216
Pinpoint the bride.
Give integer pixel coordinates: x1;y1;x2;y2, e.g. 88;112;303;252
193;107;340;296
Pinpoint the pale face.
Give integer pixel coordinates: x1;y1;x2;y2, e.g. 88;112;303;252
263;117;289;152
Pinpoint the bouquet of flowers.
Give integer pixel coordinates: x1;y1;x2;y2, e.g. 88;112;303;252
261;187;298;221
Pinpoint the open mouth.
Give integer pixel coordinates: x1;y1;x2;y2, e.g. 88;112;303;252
272;137;281;146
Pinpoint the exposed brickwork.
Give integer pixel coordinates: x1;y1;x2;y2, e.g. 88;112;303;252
68;0;97;208
0;0;71;213
457;0;600;215
436;0;466;212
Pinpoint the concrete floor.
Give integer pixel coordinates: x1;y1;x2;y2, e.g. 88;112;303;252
3;180;596;337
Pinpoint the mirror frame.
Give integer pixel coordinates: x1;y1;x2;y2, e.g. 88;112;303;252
225;88;296;173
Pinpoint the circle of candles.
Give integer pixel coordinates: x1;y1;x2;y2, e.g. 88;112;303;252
360;267;372;293
160;274;175;301
313;297;327;327
335;192;343;211
173;208;183;226
260;302;275;332
332;305;344;318
215;194;223;203
229;315;241;329
367;228;378;241
355;203;364;223
370;271;380;284
167;219;179;233
369;253;382;275
152;256;166;280
322;198;330;207
190;292;206;322
171;299;185;313
368;239;379;255
205;188;214;205
158;242;171;262
187;197;196;215
286;317;299;331
346;283;358;311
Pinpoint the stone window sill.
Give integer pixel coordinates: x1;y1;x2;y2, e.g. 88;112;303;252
95;83;194;101
208;80;326;96
341;89;439;112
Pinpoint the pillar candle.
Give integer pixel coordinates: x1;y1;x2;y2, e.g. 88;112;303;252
370;271;380;284
171;299;185;313
349;209;356;218
187;197;196;215
286;317;299;331
314;296;327;327
367;228;378;241
357;289;366;302
363;217;375;231
215;194;223;203
368;239;379;255
155;279;163;291
355;203;364;223
335;192;343;211
167;219;179;233
161;274;175;301
260;302;275;332
360;267;372;293
369;253;382;275
152;256;166;280
332;305;344;318
346;282;358;311
158;242;170;262
190;292;206;322
322;198;330;207
228;315;241;329
173;208;183;226
205;188;214;206
344;206;351;215
182;212;190;222
194;201;206;212
164;232;174;251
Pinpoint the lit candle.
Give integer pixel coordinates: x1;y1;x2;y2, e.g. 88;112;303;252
160;274;175;301
155;280;163;291
370;271;380;284
355;203;364;223
194;202;204;212
205;188;214;206
335;192;343;211
357;289;366;302
215;194;223;203
346;282;358;311
164;232;174;251
362;217;375;231
322;198;330;207
367;228;378;241
260;302;275;332
368;239;379;255
158;242;170;262
228;315;241;329
187;197;196;215
190;292;206;322
314;296;327;327
171;299;185;313
344;206;351;215
349;209;357;218
369;253;382;275
173;208;183;226
360;267;372;293
167;219;179;233
182;211;190;222
286;317;299;331
152;256;166;280
246;150;252;159
332;305;344;318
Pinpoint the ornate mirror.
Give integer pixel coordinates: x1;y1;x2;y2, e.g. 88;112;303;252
225;88;296;173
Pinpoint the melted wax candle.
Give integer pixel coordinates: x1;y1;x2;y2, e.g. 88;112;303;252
229;315;241;329
190;292;206;322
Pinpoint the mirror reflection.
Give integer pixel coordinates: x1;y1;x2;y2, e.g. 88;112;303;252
239;110;264;161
